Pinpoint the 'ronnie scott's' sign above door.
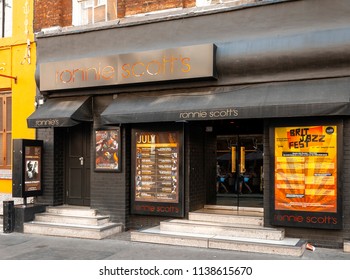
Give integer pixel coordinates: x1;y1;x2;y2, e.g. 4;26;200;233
40;44;216;91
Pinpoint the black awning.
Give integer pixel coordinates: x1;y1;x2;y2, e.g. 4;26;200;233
101;77;350;124
27;96;92;128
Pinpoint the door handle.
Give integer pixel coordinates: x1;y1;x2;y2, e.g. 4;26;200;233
79;157;84;166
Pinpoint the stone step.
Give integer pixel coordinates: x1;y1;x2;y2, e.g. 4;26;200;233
34;212;110;226
131;226;306;257
23;205;123;239
344;240;350;253
189;210;263;226
45;205;97;217
204;204;264;214
160;219;284;240
24;221;123;240
210;235;305;257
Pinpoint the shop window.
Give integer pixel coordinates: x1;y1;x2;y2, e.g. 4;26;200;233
0;0;12;38
0;93;11;168
73;0;118;26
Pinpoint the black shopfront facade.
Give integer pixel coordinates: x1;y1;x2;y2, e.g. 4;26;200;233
29;1;350;247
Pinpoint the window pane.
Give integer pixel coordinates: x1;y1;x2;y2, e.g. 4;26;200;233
0;97;3;131
73;0;117;26
83;0;94;8
1;0;12;37
94;5;106;23
4;0;12;37
6;96;11;131
83;0;94;24
0;93;11;167
6;132;11;166
0;1;3;37
0;133;3;165
107;0;117;21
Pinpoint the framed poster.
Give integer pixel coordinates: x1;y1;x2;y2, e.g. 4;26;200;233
13;139;44;198
271;124;342;229
25;146;42;192
131;127;184;217
95;127;121;172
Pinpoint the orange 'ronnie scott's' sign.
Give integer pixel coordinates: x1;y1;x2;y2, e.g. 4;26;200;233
39;44;216;91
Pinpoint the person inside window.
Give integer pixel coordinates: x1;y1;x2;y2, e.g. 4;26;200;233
216;162;228;193
239;171;253;194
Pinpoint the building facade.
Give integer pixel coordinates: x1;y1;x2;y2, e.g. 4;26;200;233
30;0;350;247
0;0;36;213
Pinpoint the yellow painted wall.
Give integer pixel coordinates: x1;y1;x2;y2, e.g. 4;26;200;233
0;0;36;193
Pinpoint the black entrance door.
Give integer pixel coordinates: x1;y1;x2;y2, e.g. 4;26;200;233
215;120;264;208
65;123;91;206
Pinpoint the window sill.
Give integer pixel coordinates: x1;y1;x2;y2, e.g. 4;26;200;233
0;169;12;180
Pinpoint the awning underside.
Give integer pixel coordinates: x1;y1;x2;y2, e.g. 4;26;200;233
27;96;92;128
101;77;350;124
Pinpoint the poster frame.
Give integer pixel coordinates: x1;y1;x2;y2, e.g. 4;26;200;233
269;119;343;229
131;124;184;218
94;126;122;172
12;139;44;198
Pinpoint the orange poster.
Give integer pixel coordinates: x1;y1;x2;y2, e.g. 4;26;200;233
275;126;337;213
135;132;179;203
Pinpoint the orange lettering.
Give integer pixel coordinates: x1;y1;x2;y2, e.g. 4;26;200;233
181;57;191;73
101;65;115;80
146;60;161;76
132;62;145;77
121;63;130;78
60;70;73;83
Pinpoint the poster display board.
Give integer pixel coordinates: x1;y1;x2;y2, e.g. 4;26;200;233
131;129;184;217
272;125;342;229
12;139;44;198
95;127;121;171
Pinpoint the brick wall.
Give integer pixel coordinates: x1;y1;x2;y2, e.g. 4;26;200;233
91;126;129;226
341;118;350;240
34;0;195;31
186;123;210;212
35;128;54;205
62;0;73;27
53;128;65;205
35;128;66;206
204;130;217;205
263;120;271;227
43;128;65;206
34;0;72;32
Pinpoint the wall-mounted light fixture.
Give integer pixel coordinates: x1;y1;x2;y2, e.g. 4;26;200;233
34;95;45;108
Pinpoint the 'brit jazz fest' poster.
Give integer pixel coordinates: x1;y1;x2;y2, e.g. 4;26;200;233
274;125;341;229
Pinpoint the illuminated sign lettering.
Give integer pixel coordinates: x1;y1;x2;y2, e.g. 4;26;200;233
40;44;216;91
